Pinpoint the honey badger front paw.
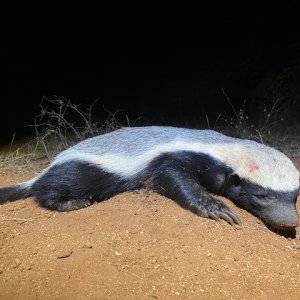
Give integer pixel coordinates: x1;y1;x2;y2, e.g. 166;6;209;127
196;197;242;225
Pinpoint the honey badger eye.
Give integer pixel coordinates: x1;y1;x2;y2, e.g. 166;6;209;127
254;194;275;201
254;194;267;199
231;174;241;186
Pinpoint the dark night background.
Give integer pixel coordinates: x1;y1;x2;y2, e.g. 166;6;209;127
2;3;300;145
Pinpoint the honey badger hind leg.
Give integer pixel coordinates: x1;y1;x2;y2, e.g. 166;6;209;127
30;160;134;212
152;166;241;225
36;193;95;212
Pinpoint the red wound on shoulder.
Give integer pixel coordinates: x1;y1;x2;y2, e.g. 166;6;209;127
247;159;260;172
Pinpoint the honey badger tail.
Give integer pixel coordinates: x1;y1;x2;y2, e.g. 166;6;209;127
0;182;32;204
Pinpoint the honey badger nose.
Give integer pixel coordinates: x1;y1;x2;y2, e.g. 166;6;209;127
283;212;299;228
267;207;299;230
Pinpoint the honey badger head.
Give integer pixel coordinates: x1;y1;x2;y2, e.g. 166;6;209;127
215;142;300;230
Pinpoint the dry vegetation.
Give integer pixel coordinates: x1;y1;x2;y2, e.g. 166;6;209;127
0;97;123;171
2;92;300;171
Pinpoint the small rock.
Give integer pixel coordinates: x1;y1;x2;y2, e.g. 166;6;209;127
12;259;22;268
57;250;73;259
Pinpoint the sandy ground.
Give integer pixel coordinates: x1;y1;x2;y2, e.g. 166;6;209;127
1;162;300;300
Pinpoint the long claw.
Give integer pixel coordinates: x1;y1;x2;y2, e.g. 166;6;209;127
219;210;242;226
219;212;235;225
226;210;242;225
207;211;220;221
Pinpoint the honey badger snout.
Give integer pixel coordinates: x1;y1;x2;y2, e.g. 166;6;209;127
248;193;299;230
263;203;299;230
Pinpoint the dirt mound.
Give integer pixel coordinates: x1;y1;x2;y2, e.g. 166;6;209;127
0;168;300;299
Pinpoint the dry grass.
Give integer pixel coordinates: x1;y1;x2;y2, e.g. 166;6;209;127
0;97;124;170
1;94;300;170
214;89;300;158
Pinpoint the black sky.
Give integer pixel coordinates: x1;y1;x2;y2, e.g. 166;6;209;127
2;3;300;144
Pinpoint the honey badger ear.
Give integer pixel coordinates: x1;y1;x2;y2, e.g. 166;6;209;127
231;174;241;186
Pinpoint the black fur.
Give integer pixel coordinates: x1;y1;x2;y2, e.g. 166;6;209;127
145;151;241;224
0;185;31;204
30;161;142;211
24;151;241;224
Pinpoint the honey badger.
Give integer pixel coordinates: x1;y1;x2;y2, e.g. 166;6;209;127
0;126;299;230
